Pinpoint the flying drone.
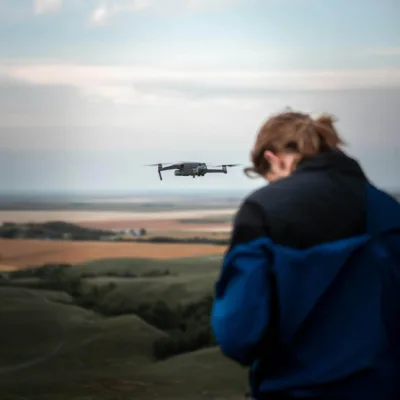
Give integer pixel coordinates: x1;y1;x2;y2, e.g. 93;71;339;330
145;161;241;181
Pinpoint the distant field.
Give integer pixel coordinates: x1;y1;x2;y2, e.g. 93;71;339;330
0;197;242;213
145;230;230;240
0;209;236;223
0;209;235;236
0;264;18;272
178;215;234;224
0;239;227;270
0;208;235;235
81;218;232;232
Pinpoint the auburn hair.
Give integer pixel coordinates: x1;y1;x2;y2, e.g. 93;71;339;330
244;110;346;178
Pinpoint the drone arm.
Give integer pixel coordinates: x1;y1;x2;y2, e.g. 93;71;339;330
160;165;179;171
205;168;227;173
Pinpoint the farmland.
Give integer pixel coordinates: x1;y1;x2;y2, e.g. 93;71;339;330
0;205;233;271
0;193;245;399
0;238;227;269
0;208;237;224
0;208;234;237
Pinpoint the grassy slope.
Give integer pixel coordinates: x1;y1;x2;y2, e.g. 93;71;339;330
137;348;247;399
74;255;222;307
73;254;224;276
88;273;217;309
0;255;248;400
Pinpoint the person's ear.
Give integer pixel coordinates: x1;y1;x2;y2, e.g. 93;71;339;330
263;150;277;165
264;150;285;171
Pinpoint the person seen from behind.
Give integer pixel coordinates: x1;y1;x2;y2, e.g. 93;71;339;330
211;110;400;399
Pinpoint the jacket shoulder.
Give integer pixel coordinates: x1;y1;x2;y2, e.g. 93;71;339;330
366;183;400;235
244;172;366;249
246;176;301;208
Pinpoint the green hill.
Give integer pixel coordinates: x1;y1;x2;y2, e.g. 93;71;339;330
137;348;248;399
0;255;249;399
87;272;217;310
0;287;97;372
73;254;223;277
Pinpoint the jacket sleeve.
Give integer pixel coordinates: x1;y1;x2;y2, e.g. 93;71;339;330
381;230;400;361
211;199;274;366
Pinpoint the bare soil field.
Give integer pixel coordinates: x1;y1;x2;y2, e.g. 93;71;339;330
0;239;227;270
81;218;232;232
0;209;234;234
0;264;18;272
146;230;230;240
0;209;236;223
183;226;232;232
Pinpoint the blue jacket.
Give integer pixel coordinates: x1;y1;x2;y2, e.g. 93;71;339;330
211;152;400;399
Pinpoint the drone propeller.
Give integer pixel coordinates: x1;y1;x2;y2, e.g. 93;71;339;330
210;163;241;167
144;162;175;167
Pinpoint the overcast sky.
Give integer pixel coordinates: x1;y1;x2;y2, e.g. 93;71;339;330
0;0;399;193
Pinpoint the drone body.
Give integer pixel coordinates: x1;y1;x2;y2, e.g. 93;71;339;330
146;161;240;180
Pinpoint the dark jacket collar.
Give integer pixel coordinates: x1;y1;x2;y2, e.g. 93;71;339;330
294;150;366;179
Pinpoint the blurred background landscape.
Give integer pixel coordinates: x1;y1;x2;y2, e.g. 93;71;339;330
0;190;246;400
0;0;399;399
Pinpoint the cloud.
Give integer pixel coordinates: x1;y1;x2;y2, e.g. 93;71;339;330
89;0;151;25
2;62;400;106
33;0;62;14
8;0;243;23
88;0;243;25
0;72;399;192
0;81;399;190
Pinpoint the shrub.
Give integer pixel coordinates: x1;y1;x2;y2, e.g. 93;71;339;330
75;282;117;309
141;269;170;278
152;296;216;360
90;294;216;359
9;263;72;280
6;262;215;360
